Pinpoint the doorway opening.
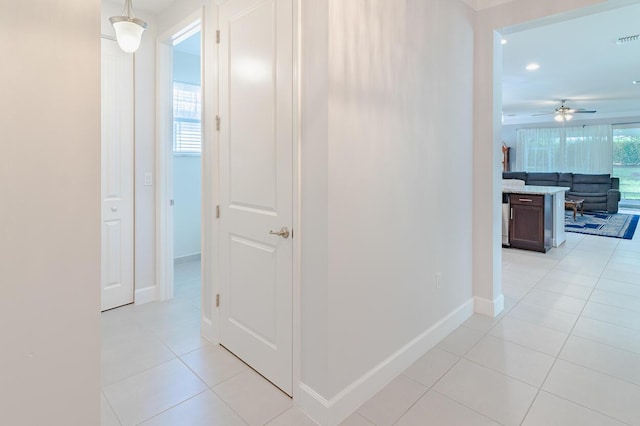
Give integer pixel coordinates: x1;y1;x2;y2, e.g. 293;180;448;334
172;27;203;307
156;16;203;304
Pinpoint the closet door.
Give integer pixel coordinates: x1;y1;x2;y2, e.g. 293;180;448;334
101;37;134;311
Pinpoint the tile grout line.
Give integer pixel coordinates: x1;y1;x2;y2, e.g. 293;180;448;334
401;315;519;424
518;238;616;425
102;356;180;390
101;390;124;426
164;342;254;425
504;237;579;425
132;389;211;425
534;390;635;426
568;327;640;357
430;389;504;426
208;383;252;426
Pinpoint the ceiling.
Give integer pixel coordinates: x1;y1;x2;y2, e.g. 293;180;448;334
128;0;175;14
126;0;640;126
502;2;640;125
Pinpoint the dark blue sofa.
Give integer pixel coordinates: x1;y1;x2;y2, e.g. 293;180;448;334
503;172;621;213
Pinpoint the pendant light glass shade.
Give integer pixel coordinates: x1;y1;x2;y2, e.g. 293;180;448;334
110;0;148;53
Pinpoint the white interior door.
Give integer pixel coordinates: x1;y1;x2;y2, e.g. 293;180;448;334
219;0;294;395
101;38;135;312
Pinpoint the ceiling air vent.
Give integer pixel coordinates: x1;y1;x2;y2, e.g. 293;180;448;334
616;34;640;44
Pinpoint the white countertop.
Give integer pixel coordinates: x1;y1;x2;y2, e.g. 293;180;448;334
503;185;570;195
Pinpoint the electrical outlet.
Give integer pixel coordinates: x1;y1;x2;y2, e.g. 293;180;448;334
436;272;442;289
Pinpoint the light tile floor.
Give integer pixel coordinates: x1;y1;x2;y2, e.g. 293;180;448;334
102;214;640;425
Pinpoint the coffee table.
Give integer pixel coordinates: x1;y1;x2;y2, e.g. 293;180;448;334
565;197;584;221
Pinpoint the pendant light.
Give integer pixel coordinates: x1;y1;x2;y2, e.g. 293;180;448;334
110;0;148;53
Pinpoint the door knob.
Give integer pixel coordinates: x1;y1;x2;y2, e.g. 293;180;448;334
111;206;118;212
269;227;290;239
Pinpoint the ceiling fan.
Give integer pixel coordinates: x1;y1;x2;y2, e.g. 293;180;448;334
533;99;597;122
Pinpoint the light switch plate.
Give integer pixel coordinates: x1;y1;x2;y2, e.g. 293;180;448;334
144;172;152;186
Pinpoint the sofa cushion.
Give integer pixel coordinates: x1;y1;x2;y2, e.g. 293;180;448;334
503;172;527;181
569;188;618;212
527;172;559;186
568;192;608;203
558;173;573;188
572;174;612;193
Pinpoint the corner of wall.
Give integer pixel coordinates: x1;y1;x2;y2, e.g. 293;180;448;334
297;299;474;425
474;294;504;317
134;286;156;305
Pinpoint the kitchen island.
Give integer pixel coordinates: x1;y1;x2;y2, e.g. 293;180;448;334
503;185;570;252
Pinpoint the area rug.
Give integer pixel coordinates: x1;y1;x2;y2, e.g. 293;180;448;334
565;211;639;239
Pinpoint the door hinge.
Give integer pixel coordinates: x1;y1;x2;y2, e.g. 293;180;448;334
216;30;220;44
216;294;220;307
216;205;220;219
216;115;221;131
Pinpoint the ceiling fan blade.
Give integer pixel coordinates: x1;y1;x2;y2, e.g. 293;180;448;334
572;110;597;113
532;112;554;116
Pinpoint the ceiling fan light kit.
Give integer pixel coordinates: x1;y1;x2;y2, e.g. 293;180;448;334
110;0;148;53
532;100;597;122
555;113;573;122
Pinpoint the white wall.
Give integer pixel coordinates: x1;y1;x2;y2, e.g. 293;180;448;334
173;50;202;259
174;50;201;83
0;1;101;423
102;1;157;296
300;0;475;422
326;0;475;394
300;0;331;401
174;156;202;258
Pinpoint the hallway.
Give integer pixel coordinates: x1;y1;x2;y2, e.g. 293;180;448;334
102;225;640;424
100;261;300;425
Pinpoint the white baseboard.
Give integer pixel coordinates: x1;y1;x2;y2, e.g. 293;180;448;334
474;294;505;317
134;286;156;305
297;299;474;426
201;316;217;344
174;253;201;265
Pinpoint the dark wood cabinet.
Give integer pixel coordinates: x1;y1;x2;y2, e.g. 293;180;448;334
509;194;552;252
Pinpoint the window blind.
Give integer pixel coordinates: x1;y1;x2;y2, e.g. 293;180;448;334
173;82;201;153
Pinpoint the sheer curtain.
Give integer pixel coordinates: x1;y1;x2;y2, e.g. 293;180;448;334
515;124;612;174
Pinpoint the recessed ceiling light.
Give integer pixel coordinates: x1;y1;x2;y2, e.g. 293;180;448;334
526;63;540;71
501;39;508;45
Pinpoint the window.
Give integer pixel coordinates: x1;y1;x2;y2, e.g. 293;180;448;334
515;125;612;174
173;81;201;154
613;124;640;200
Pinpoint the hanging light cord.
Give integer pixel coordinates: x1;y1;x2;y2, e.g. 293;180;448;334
121;0;136;19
